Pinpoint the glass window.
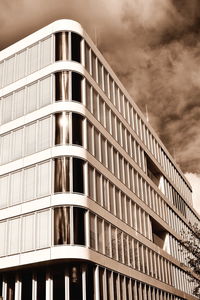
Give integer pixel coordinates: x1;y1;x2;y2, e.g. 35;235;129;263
10;171;22;205
86;81;92;112
109;182;114;214
88;165;94;199
13;88;24;120
101;136;106;166
117;230;123;263
6;273;15;300
111;226;117;260
99;97;105;126
107;142;112;172
5;56;14;85
54;207;70;245
85;43;90;72
21;272;33;300
54;157;70;193
8;218;20;255
69;265;82;300
25;122;37;155
72;73;82;102
90;213;96;249
22;214;35;251
105;222;110;256
55;72;68;101
93;90;98;119
56;32;68;61
94;128;100;161
15;50;26;81
40;36;53;68
12;127;23;161
91;51;96;81
71;33;82;62
97;217;103;253
102;177;109;210
104;69;108;96
95;171;101;204
73;158;84;193
0;175;9;208
109;77;114;102
72;113;83;145
28;43;38;73
97;60;103;88
36;269;46;300
38;161;51;197
38;116;51;151
73;207;85;245
53;267;65;300
26;82;37;113
1;94;12;124
0;221;7;256
23;166;36;202
36;210;50;248
87;121;93;154
39;76;52;108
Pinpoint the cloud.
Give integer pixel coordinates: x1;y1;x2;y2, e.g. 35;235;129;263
1;0;200;174
185;173;200;214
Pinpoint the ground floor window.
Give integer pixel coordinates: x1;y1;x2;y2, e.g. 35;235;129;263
0;262;186;300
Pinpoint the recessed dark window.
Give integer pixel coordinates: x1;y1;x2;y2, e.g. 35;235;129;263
71;33;82;63
37;269;46;300
55;32;68;61
54;207;70;245
69;265;82;300
54;157;70;193
53;267;65;300
72;73;82;102
72;113;83;146
73;158;84;193
55;72;69;101
86;265;94;300
73;207;85;245
151;218;167;249
146;156;161;187
21;271;32;300
6;273;15;300
0;274;2;298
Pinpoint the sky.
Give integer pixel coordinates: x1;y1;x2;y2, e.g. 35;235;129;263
0;0;200;213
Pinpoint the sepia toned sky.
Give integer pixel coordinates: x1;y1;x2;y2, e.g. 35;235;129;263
0;0;200;212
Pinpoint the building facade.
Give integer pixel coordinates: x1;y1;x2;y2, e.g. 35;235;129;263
0;19;199;300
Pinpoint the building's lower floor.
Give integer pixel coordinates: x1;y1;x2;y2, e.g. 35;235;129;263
0;260;191;300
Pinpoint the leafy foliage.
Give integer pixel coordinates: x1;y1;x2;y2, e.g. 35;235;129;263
179;223;200;298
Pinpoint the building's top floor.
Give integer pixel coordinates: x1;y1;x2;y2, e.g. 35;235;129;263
0;19;193;206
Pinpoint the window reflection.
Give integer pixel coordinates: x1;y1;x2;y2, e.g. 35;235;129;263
54;157;70;192
55;72;68;101
55;32;68;61
55;112;69;145
54;207;70;245
69;265;82;300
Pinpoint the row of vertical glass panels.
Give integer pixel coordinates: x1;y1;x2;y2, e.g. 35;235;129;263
0;35;53;88
0;158;84;209
0;112;83;165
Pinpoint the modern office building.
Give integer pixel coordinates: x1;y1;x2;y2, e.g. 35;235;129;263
0;19;199;300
